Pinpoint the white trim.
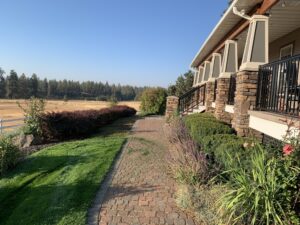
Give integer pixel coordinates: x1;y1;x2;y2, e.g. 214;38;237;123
240;15;269;71
221;40;238;74
219;72;233;78
190;0;240;68
212;102;216;108
225;105;234;113
249;115;287;140
197;66;204;85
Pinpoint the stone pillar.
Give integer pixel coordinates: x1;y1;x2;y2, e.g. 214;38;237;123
214;77;231;123
233;70;258;136
214;40;238;124
205;81;215;113
165;96;179;119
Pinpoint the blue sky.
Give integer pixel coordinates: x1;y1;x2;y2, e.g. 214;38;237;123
0;0;227;87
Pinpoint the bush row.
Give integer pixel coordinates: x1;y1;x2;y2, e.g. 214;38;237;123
39;105;136;141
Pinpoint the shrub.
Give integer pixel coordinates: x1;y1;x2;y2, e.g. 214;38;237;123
220;144;300;225
165;117;215;185
184;113;233;143
39;105;136;141
17;97;46;136
189;120;233;144
140;88;167;115
0;136;20;175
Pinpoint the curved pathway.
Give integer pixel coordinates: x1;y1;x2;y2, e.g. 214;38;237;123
96;116;198;225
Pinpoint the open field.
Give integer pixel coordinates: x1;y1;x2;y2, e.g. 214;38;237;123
0;99;140;120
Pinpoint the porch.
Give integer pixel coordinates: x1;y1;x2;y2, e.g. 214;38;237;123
167;0;300;141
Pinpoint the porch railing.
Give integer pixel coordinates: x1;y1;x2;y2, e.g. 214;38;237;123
179;83;206;114
227;75;236;105
256;54;300;117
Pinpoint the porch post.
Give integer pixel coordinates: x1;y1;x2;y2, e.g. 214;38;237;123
234;15;269;136
192;71;198;87
196;66;204;86
205;53;222;112
215;40;238;123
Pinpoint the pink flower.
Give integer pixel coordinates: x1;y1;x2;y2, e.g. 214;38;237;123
283;144;294;156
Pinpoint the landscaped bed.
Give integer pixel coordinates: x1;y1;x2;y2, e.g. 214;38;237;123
166;112;300;225
0;117;135;225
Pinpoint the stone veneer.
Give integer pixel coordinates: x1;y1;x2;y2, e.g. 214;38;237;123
205;81;215;113
214;77;232;124
165;96;179;119
233;70;259;136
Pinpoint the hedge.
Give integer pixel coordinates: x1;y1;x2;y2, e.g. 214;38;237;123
39;105;136;141
183;113;252;171
184;113;234;144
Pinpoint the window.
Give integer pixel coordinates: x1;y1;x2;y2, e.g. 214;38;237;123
280;43;293;60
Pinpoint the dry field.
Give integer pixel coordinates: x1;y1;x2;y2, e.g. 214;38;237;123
0;99;140;129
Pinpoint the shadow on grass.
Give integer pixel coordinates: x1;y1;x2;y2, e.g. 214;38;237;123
0;182;100;225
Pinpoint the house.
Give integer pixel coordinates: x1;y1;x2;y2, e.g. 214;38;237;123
166;0;300;142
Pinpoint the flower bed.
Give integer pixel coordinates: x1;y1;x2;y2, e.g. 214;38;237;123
166;113;300;225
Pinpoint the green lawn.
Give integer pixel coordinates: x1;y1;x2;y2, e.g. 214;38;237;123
0;117;135;225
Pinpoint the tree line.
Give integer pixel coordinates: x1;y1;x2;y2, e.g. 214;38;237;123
0;68;146;101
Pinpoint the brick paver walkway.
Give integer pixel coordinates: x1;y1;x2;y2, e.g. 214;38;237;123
97;116;198;225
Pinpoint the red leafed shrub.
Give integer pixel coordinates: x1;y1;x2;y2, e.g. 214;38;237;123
39;105;136;141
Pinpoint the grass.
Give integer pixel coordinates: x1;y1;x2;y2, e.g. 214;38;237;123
0;117;136;225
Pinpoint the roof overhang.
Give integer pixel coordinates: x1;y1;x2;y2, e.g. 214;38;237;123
190;0;264;68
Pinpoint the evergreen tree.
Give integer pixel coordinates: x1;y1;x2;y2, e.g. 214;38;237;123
6;70;19;99
18;73;29;98
29;73;38;97
0;68;6;98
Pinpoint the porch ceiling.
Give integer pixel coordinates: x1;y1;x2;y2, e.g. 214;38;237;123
269;0;300;42
191;0;300;68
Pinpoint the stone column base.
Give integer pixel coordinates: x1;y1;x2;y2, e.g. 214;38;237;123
233;70;258;137
165;96;179;120
205;81;215;113
214;77;231;124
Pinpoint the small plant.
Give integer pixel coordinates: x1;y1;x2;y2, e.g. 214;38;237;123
220;143;300;225
63;95;68;102
140;87;167;115
0;136;20;175
108;96;118;107
17;97;46;136
165;117;215;185
176;184;228;225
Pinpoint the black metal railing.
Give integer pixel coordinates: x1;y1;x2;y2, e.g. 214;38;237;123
227;75;236;105
213;79;217;102
179;84;206;114
256;54;300;117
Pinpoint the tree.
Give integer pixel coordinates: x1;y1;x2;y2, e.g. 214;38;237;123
6;70;19;99
29;74;38;97
167;70;194;97
0;68;6;98
140;88;167;115
18;73;29;98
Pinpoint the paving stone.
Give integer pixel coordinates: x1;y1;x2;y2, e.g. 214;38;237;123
96;117;199;225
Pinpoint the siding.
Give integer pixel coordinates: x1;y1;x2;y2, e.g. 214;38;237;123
269;27;300;62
